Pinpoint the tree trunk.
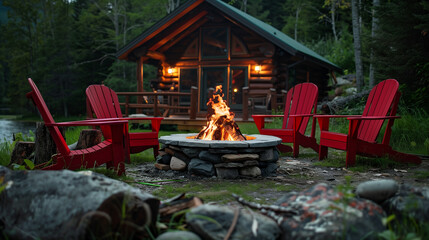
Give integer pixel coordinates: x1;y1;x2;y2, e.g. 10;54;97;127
369;0;380;88
331;0;338;41
34;122;65;165
294;6;302;40
9;142;35;166
351;0;364;92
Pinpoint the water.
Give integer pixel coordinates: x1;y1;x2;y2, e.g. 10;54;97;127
0;119;36;143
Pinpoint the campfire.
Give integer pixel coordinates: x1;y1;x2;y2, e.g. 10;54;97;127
195;85;247;141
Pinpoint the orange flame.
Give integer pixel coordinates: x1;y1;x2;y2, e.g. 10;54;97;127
196;85;246;141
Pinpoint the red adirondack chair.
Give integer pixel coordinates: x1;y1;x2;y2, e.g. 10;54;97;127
252;83;319;157
315;79;421;167
86;85;163;160
26;78;129;175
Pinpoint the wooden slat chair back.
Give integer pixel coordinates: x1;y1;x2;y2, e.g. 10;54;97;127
358;79;398;143
283;83;318;135
316;79;421;167
86;85;163;159
253;83;319;158
27;79;70;156
26;78;129;175
86;84;123;118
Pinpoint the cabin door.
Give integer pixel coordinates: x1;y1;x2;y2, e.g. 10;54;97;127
229;67;247;110
201;67;227;111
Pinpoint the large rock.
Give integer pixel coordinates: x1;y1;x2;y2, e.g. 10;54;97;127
275;183;386;240
186;205;280;240
221;154;259;162
382;184;429;223
0;166;159;240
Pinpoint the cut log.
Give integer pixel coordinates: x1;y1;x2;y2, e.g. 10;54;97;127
75;129;102;150
9;141;35;166
33;122;65;165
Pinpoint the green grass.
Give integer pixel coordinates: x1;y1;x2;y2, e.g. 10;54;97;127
152;180;296;204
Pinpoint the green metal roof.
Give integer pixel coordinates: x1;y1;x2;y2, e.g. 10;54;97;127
117;0;341;71
208;0;341;70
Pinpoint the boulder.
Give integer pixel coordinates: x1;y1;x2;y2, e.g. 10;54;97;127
221;154;259;162
382;184;429;223
186;205;280;240
0;166;159;240
215;168;239;179
275;183;386;240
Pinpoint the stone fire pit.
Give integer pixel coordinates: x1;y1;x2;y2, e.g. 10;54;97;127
156;133;282;178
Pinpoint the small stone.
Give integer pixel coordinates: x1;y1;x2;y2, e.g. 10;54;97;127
356;179;399;203
243;160;259;166
199;151;222;164
165;148;175;156
221;154;259;162
260;163;278;177
188;158;215;177
216;168;239;179
156;231;201;240
214;162;244;168
208;149;238;154
259;149;274;161
156;154;172;165
182;148;201;158
239;166;261;177
154;163;170;171
170;157;187;171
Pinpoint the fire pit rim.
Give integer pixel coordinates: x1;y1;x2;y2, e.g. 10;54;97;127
159;133;282;148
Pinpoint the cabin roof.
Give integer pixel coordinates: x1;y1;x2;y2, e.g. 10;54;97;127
117;0;341;72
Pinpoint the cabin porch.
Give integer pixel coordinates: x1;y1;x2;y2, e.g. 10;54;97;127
115;87;286;130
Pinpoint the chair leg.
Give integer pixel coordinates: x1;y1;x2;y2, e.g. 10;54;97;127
319;145;328;160
292;141;299;158
346;144;357;167
153;145;159;158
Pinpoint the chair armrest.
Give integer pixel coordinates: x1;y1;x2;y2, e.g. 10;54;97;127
252;115;283;131
314;114;362;119
252;115;284;118
289;114;314;118
45;119;128;127
347;116;400;120
123;117;163;133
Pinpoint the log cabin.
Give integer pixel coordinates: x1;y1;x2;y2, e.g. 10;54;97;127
116;0;341;120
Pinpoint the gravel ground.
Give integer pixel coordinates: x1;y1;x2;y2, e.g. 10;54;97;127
125;153;429;203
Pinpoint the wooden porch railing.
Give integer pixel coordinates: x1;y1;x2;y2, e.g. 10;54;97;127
116;86;198;119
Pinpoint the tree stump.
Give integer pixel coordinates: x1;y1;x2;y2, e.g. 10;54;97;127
9;142;35;166
75;129;102;150
34;122;65;165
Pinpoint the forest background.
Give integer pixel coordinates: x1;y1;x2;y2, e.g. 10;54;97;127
0;0;428;117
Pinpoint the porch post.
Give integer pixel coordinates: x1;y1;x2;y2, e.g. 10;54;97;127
136;57;144;114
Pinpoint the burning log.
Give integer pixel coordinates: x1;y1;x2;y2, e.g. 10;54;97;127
196;85;247;141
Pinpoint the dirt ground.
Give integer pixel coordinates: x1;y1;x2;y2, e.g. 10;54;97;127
125;153;429;203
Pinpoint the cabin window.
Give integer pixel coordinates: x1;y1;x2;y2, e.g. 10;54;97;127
200;67;227;110
231;35;249;56
201;27;228;59
179;68;198;105
183;38;198;58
